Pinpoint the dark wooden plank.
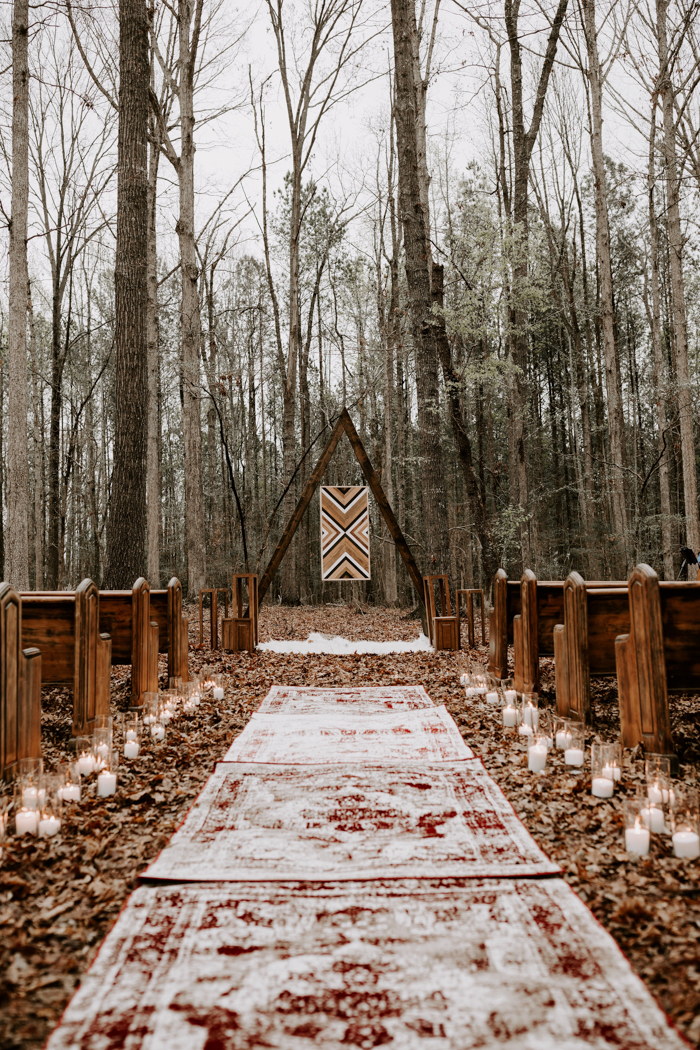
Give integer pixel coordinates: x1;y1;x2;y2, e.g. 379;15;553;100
659;584;700;690
586;589;630;675
20;597;76;682
97;592;134;662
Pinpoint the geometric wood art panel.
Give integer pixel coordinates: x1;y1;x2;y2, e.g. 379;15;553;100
321;485;370;580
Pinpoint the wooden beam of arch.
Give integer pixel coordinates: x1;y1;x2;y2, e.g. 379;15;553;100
257;408;425;610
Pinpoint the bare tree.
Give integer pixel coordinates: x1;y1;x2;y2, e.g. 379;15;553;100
6;0;30;588
105;0;150;587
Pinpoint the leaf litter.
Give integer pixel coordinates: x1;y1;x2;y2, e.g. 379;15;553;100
0;603;698;1048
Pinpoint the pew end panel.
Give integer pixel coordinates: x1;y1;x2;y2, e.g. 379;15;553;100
553;624;569;716
563;572;591;724
1;585;42;779
488;569;509;678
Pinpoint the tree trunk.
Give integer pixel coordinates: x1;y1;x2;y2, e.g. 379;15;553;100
177;0;207;597
7;0;30;589
656;0;699;565
28;284;43;587
146;123;161;585
505;0;569;569
582;0;629;574
105;0;149;588
390;0;450;575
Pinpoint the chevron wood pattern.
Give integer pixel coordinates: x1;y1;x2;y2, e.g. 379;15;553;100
321;485;370;580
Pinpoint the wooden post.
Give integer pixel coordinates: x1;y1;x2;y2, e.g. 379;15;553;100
167;577;189;683
488;568;508;679
1;584;42;779
563;572;591;723
624;564;675;759
131;577;150;708
513;615;523;691
519;569;539;693
615;633;638;748
553;623;569;716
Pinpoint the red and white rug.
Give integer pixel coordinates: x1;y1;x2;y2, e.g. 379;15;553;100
221;707;473;764
46;878;687;1050
255;684;435;715
143;761;560;882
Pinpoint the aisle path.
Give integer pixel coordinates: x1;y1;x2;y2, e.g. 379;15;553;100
47;687;687;1049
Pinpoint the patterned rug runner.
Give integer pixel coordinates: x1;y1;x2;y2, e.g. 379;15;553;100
46;879;687;1050
221;706;473;764
255;684;435;715
143;761;560;882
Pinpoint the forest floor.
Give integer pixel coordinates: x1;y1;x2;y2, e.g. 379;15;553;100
1;603;699;1049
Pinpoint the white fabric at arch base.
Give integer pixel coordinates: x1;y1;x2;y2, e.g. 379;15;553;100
257;631;432;655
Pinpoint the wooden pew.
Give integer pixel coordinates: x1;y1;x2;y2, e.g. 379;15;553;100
615;565;700;762
489;568;625;688
149;577;189;683
554;572;629;723
98;578;159;707
423;575;460;651
1;585;42;779
20;579;111;737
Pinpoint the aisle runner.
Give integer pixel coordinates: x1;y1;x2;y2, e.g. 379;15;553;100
144;761;560;881
222;706;472;764
256;684;435;715
46;879;687;1050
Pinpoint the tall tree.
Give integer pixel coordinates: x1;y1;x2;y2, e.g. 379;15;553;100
105;0;149;586
390;0;450;574
655;0;700;565
6;0;30;589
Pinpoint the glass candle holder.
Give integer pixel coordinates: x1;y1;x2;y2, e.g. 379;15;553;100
93;727;112;770
57;761;81;803
210;674;225;700
169;676;183;693
645;763;671;806
16;758;45;812
668;787;699;857
75;736;97;776
470;670;489;696
601;740;622;782
456;653;471;688
591;742;616;798
143;692;159;724
528;733;549;773
180;681;200;708
0;793;9;861
500;693;519;732
123;717;141;759
149;707;167;744
38;774;63;837
639;787;666;834
537;709;554;749
553;714;572;750
96;751;119;797
484;675;500;705
624;799;651;855
520;693;539;730
502;680;518;708
563;722;585;766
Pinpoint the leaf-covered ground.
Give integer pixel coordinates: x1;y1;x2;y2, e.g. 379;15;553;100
1;603;698;1049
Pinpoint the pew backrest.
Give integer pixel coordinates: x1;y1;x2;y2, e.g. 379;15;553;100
20;579;111;735
149;577;189;683
0;585;42;778
99;578;156;704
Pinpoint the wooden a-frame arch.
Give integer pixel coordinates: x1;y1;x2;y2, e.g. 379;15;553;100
258;408;425;611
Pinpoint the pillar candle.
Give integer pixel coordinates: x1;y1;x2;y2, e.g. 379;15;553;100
556;730;572;749
213;686;224;700
151;724;165;741
504;689;517;703
528;744;547;773
592;777;614;798
60;784;81;802
564;748;584;766
625;824;650;855
38;816;61;838
640;806;665;833
124;740;139;759
672;831;700;859
126;729;137;741
502;706;518;727
97;771;117;797
16;809;39;835
78;752;95;775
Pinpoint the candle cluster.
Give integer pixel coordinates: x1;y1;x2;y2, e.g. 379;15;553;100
1;672;227;859
460;661;699;865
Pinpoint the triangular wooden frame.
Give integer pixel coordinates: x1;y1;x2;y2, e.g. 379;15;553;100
258;409;425;609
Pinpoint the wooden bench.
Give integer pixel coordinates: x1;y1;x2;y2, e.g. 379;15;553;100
489;568;625;689
423;575;460;651
553;572;629;723
222;575;258;654
20;579;111;737
150;577;190;682
1;584;42;779
615;565;700;762
98;578;159;707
